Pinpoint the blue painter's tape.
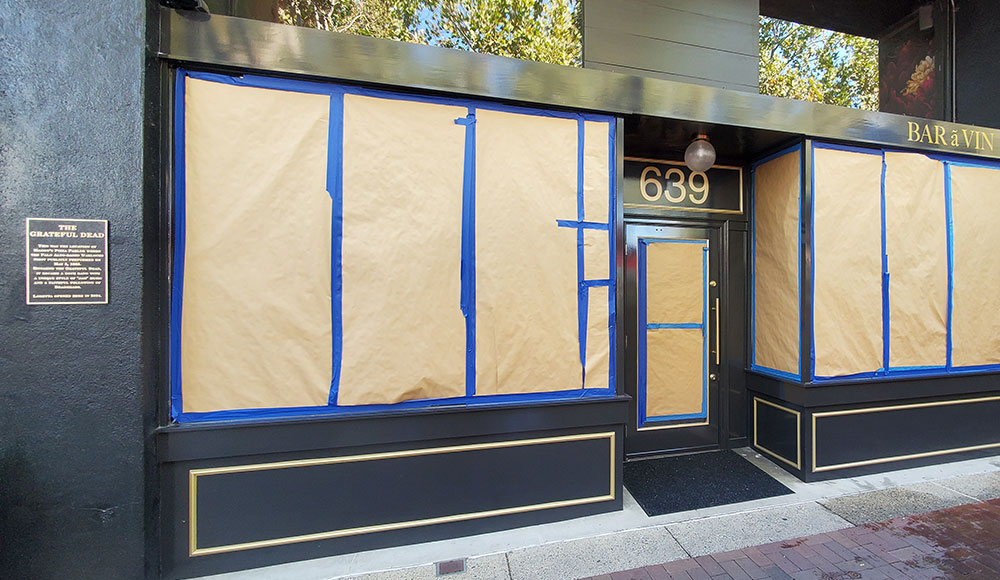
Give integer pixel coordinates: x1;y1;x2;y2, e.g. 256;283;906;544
170;69;188;420
577;120;588;381
750;366;801;383
177;384;617;424
186;69;616;126
809;144;816;382
636;237;710;427
457;108;477;397
556;220;609;230
880;153;890;370
812;370;884;382
887;365;947;373
701;244;709;416
946;159;1000;170
607;120;617;395
637;239;648;426
185;70;337;96
944;162;954;370
812;141;882;156
750;168;756;370
752;143;803;169
582;279;611;288
327;93;346;405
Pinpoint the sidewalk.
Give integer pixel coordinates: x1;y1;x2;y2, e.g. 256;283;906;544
585;499;1000;579
196;449;1000;580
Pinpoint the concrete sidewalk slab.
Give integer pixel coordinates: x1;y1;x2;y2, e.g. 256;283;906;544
665;502;851;557
505;527;686;580
818;481;974;525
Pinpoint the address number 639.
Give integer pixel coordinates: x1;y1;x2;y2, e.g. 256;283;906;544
640;166;710;205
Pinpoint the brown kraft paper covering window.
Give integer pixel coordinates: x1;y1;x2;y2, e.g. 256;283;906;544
584;228;610;281
951;165;1000;367
337;95;468;405
583;120;610;223
646;328;704;418
812;148;883;377
181;79;333;413
646;241;704;325
884;152;947;368
585;286;611;389
475;110;581;395
753;151;800;375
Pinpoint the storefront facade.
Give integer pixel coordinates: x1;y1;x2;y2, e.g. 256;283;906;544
5;2;1000;579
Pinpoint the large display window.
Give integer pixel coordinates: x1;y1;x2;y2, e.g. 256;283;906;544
751;141;1000;383
171;70;616;421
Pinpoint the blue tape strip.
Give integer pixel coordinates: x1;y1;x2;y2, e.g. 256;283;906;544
943;159;1000;170
177;384;617;424
456;109;477;397
880;153;890;371
637;239;648;426
750;168;756;370
582;279;611;287
607;120;617;395
185;70;339;96
185;70;615;124
750;366;801;383
811;141;882;156
636;238;710;426
752;143;803;169
809;143;816;382
701;244;708;417
556;220;609;230
327;93;345;405
576;119;587;382
945;162;954;371
169;69;188;420
644;238;707;245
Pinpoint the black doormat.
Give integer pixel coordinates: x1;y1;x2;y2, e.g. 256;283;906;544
624;451;793;517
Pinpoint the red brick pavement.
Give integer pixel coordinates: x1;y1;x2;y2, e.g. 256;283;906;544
581;498;1000;580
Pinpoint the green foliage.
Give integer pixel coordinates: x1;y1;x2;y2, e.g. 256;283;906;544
759;16;878;111
277;0;581;66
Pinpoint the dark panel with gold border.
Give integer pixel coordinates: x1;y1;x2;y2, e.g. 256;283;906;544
752;397;801;471
749;372;1000;481
812;396;1000;473
160;401;625;579
190;433;615;556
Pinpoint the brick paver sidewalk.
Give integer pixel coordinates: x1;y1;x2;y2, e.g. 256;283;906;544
583;498;1000;579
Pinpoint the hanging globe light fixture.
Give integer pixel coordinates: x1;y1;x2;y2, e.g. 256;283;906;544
684;134;716;172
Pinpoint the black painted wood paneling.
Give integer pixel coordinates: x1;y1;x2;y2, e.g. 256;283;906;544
813;396;1000;472
583;0;760;92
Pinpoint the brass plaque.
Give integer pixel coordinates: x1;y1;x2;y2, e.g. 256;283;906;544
25;218;109;305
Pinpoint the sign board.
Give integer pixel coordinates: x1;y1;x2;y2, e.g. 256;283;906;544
25;218;109;305
623;157;743;214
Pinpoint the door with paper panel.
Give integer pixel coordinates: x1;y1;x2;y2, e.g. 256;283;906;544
625;224;723;455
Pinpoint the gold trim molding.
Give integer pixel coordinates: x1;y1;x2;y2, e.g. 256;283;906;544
812;395;1000;472
752;397;801;470
189;431;617;556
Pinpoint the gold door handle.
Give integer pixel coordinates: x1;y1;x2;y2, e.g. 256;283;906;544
710;373;718;381
714;297;720;366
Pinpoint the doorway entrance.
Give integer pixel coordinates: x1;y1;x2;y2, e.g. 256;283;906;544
625;222;739;456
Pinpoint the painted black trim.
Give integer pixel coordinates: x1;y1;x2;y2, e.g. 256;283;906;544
747;370;1000;409
157;397;629;463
